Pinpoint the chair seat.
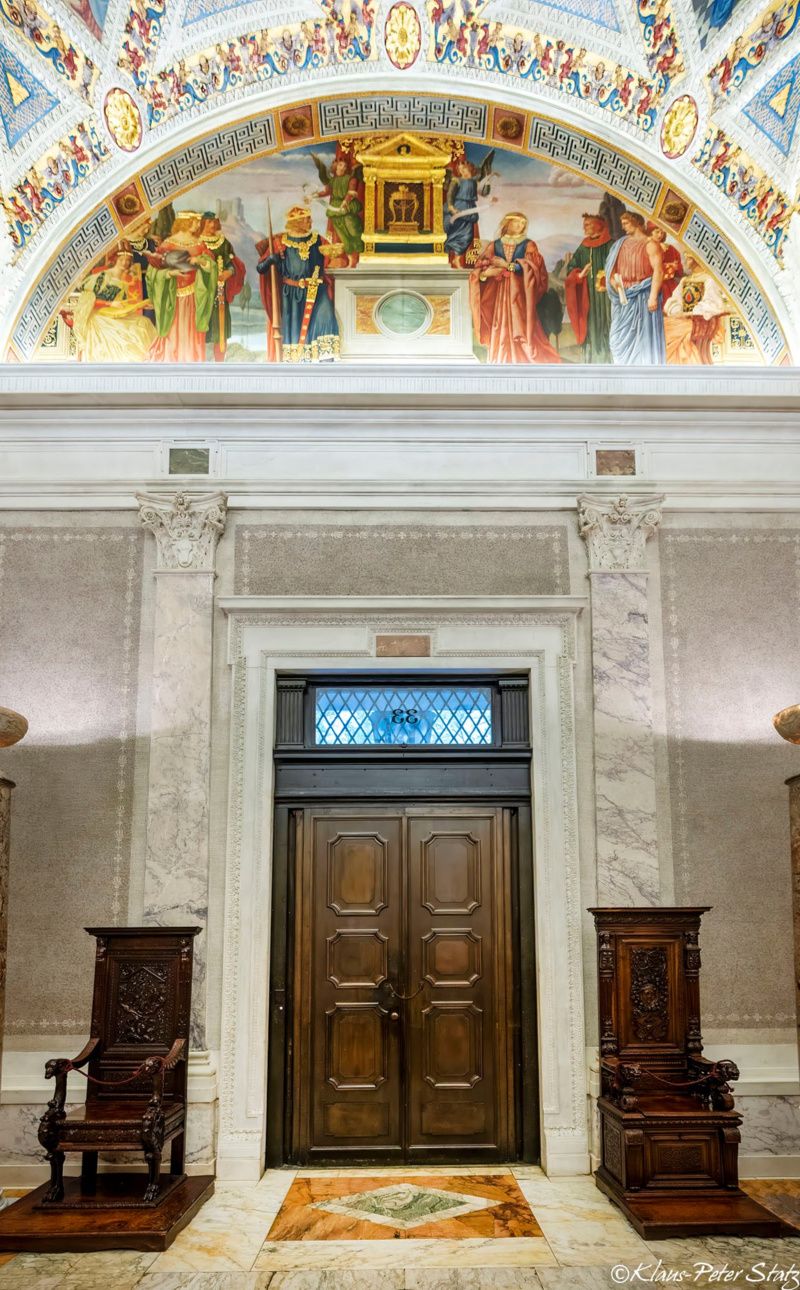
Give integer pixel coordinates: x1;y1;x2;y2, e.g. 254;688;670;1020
56;1099;185;1151
63;1100;184;1127
601;1092;741;1119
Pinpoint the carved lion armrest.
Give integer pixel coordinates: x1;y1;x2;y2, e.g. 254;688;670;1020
600;1056;644;1111
688;1055;739;1110
43;1037;100;1112
142;1038;186;1109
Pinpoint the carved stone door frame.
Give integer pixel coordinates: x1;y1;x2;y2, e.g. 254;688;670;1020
217;595;589;1180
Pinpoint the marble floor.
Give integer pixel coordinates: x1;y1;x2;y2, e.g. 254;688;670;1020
0;1169;798;1290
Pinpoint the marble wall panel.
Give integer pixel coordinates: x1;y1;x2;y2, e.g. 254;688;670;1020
235;522;570;596
0;526;144;1034
590;571;659;905
660;527;798;1029
738;1095;800;1155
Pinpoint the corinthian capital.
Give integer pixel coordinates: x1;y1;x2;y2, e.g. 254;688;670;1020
577;494;664;572
137;491;228;571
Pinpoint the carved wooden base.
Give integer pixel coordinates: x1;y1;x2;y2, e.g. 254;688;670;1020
37;1172;185;1210
0;1174;214;1251
596;1171;787;1240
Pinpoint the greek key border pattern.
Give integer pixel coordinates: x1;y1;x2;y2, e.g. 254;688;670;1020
140;113;277;205
683;212;783;361
318;95;487;137
529;117;661;211
11;206;116;358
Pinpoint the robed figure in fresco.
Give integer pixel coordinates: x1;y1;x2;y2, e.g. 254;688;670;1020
605;210;666;365
664;255;727;365
146;211;218;362
71;242;156;362
200;213;246;361
256;205;340;362
564;213;612;364
444;152;496;268
469;212;561;364
311;155;364;268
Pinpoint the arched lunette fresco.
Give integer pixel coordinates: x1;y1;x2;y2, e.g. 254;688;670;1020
6;91;789;365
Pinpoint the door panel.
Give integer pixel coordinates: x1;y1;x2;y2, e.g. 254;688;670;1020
407;811;512;1157
292;806;514;1161
294;812;403;1158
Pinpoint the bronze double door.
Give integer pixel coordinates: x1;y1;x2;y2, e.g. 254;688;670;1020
290;805;516;1162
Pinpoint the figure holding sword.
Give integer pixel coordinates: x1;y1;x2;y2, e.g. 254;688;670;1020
256;203;340;362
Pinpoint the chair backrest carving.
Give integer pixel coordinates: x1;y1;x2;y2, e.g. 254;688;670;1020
84;927;199;1104
589;907;710;1076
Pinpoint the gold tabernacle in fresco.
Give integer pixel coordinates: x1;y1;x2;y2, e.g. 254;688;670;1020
354;133;451;257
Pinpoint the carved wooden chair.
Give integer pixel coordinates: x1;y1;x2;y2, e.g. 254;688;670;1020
590;907;783;1238
38;926;199;1206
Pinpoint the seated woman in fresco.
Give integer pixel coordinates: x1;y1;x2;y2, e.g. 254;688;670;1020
71;242;157;363
663;255;728;365
469;211;561;364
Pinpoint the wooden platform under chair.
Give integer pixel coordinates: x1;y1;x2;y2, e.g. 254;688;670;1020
0;1175;214;1252
591;907;787;1240
0;927;215;1252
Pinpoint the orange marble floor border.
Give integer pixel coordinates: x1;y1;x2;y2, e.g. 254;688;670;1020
266;1173;545;1242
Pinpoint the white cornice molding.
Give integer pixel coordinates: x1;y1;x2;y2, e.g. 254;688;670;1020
4;364;800;409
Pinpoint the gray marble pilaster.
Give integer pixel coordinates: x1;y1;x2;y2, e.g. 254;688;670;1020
137;491;227;1047
578;494;664;905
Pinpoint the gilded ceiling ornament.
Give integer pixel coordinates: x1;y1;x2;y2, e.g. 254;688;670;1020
385;2;422;70
661;95;698;160
104;88;143;153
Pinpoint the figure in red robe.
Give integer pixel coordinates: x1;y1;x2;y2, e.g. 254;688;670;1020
469;212;561;364
649;225;683;305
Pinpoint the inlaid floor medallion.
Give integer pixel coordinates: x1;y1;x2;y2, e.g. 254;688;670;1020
312;1182;497;1229
267;1173;545;1241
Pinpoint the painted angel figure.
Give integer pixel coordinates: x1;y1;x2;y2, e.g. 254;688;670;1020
310;153;364;267
444;149;498;267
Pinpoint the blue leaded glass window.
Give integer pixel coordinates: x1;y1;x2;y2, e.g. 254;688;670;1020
315;686;493;747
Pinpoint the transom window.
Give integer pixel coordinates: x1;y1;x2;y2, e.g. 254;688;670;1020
314;685;493;747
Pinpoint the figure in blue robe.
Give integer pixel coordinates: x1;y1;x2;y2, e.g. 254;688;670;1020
444;171;479;261
604;221;666;365
257;210;339;362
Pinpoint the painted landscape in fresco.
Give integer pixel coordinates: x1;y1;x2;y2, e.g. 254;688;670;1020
45;135;762;366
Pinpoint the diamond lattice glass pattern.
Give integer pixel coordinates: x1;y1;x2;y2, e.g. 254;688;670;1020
315;686;493;746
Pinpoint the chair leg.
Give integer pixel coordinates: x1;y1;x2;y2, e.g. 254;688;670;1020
43;1149;65;1203
143;1146;162;1203
80;1151;98;1196
170;1132;185;1177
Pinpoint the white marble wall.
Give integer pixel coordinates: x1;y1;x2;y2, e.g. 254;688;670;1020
590;571;660;905
578;496;663;907
738;1096;800;1159
138;493;227;1050
142;572;216;1047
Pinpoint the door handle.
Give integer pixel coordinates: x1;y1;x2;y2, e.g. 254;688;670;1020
389;1011;400;1022
385;979;427;1003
